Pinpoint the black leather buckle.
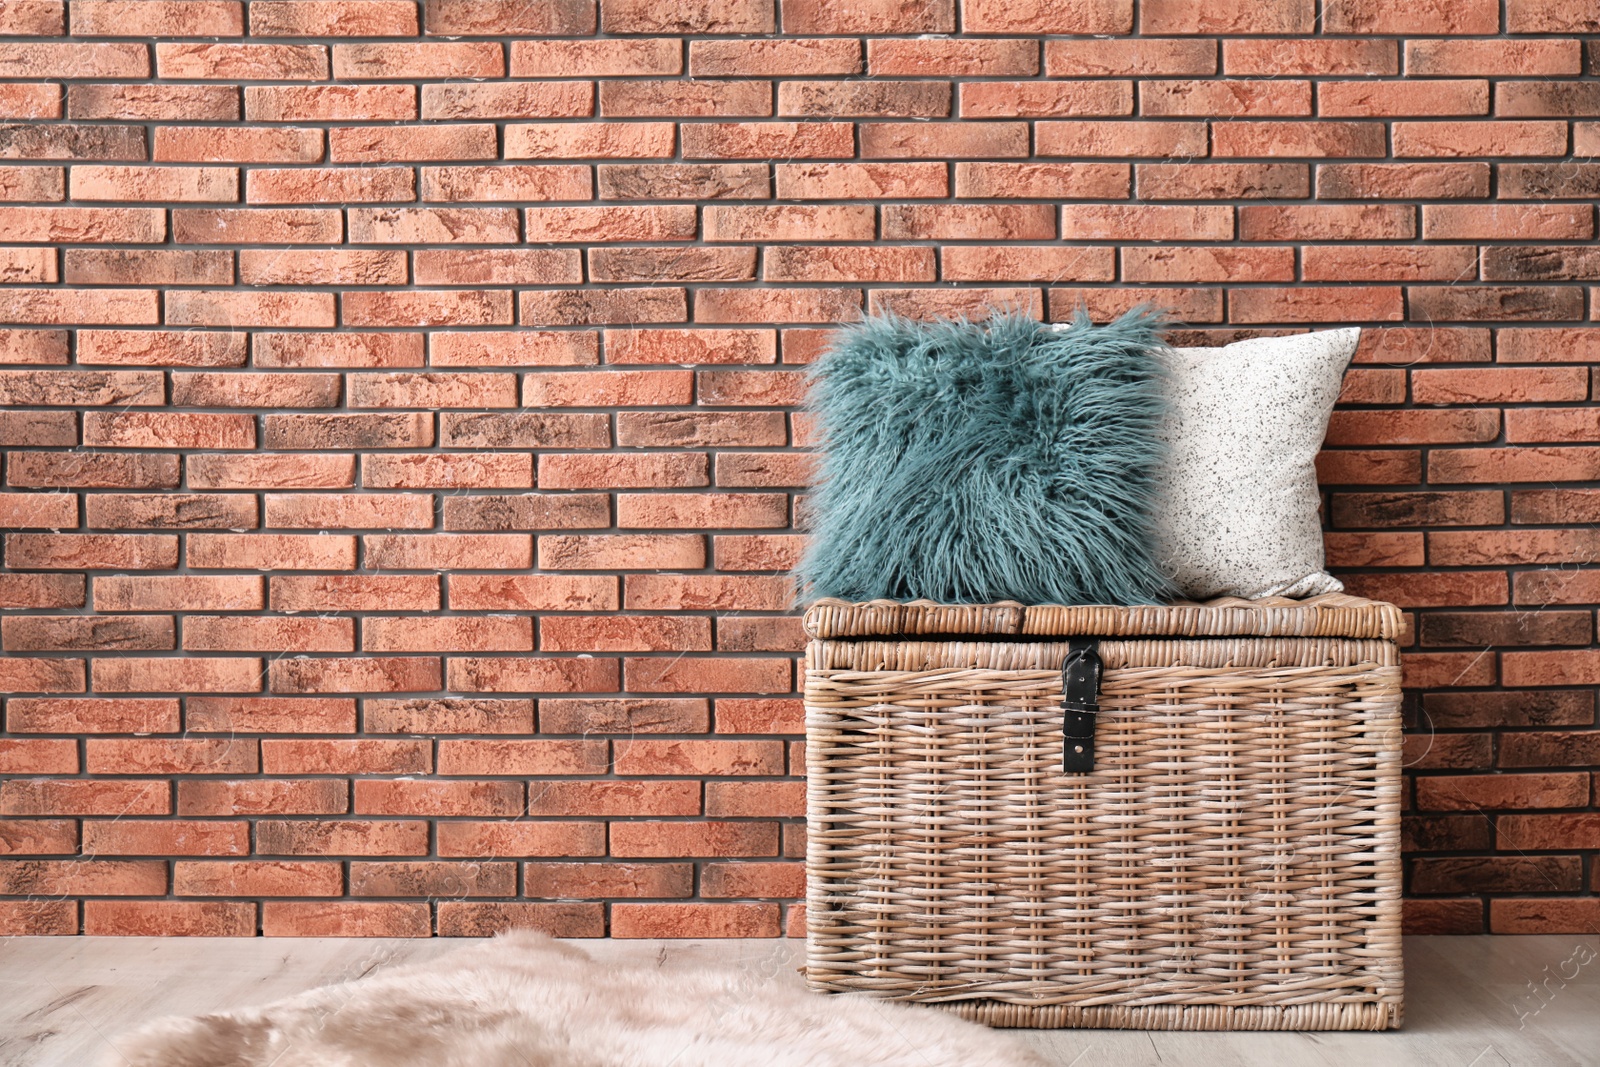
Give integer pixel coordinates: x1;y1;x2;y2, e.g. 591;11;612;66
1061;639;1101;773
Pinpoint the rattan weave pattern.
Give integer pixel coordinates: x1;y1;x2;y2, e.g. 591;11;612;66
804;617;1405;1031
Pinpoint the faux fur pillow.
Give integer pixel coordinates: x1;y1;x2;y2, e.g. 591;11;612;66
797;310;1173;606
1153;328;1358;600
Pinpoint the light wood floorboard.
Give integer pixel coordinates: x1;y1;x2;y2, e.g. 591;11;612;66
1;935;1596;1066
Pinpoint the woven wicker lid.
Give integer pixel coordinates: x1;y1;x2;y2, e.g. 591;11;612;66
803;592;1403;641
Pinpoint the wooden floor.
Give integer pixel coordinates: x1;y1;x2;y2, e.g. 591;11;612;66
1;935;1596;1066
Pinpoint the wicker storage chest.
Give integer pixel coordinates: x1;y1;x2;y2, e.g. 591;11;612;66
803;593;1404;1031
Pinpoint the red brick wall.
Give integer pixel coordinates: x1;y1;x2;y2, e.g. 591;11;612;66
0;0;1596;938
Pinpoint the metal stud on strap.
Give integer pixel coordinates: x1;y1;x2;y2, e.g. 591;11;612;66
1061;639;1102;773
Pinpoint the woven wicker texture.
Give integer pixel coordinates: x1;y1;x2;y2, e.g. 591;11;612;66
804;625;1404;1031
803;592;1403;641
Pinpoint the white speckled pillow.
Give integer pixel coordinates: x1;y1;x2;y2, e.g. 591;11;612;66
1154;328;1358;600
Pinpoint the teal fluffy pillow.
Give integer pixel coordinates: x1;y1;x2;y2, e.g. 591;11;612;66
797;309;1174;606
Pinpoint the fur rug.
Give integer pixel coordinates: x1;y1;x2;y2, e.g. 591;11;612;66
108;932;1045;1067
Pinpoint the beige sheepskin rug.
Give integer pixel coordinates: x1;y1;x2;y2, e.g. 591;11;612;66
108;932;1045;1067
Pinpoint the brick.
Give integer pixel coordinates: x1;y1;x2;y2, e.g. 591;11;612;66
173;371;342;409
1324;0;1497;33
861;121;1028;159
364;698;533;736
1327;409;1499;447
0;492;76;529
1514;490;1600;525
0;123;145;162
176;778;345;816
523;369;691;407
10;452;179;489
1505;649;1600;688
1320;80;1487;118
414;250;579;287
6;532;175;570
0;411;75;447
963;0;1127;32
0;738;77;774
0;2;63;34
167;290;335;328
1324;162;1491;200
154;126;322;164
1506;0;1600;32
1434;447;1600;483
444;495;611;537
1413;856;1580;895
1135;162;1305;200
1407;40;1581;77
95;575;262;612
0;897;76;934
0;859;165;897
1064;204;1232;241
525;862;692;899
364;616;532;653
77;329;242;366
0;43;146;79
1483;246;1600;283
873;288;1046;322
438;739;608;776
697;39;862;76
782;81;951;118
83;412;254;451
431;331;596;367
617;412;786;448
1497;735;1600;767
183;616;354;652
255;333;422;369
93;657;260;694
509;40;680;77
613;902;780;939
72;0;241;34
506;122;675;160
364;453;533;490
1426;205;1593;241
1403;814;1492;853
0;329;69;363
1416;772;1589;812
81;821;247;857
84;900;255;937
1342;572;1507;609
437;820;605;858
355;779;522;818
270;575;439;612
624;656;791;695
262;739;430;775
186;697;356;735
0;819;77;855
2;779;168;816
239;249;404;287
602;0;771;33
2;614;171;651
1122;246;1292;284
1331;492;1503;529
248;89;413;127
696;369;806;406
610;821;778;858
270;656;440;694
1037;120;1206;158
1414;367;1588;405
1425;690;1593;729
1302;245;1476;283
1498;814;1600;853
343;290;512;328
364;533;532;569
188;533;354;571
705;204;872;243
0;84;59;121
0;288;159;326
1394;121;1567;158
1231;286;1402;323
187;454;356;489
248;166;413;204
333;43;502;80
1223;39;1396;76
943;246;1114;283
439;412;609;450
605;80;772;118
67;84;237;123
436;901;603;938
426;0;594;34
540;697;708;735
1423;611;1589;650
706;781;804;820
447;656;618;693
540;454;708;491
1409;286;1582;322
1142;80;1309;118
349;371;517;409
6;698;177;734
777;162;947;199
1504;411;1600;443
525;205;694;243
261;902;429;938
1324;531;1422;568
882;203;1054;241
681;121;850;159
1213;121;1385;158
521;287;687;327
715;698;804;734
350;861;515;898
156;43;328;80
250;1;420;36
598;163;766;201
330;125;497;164
542;615;710;652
